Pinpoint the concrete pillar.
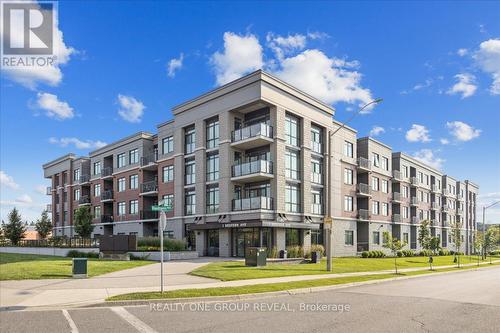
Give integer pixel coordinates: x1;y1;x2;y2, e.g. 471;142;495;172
271;106;286;212
302;119;312;214
219;229;230;257
195;230;206;256
274;228;286;251
218;111;233;214
194;120;206;217
302;230;312;253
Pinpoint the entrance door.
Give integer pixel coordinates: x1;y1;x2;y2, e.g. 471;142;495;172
233;228;259;257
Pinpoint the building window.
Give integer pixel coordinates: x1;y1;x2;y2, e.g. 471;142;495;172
344;168;353;185
162;194;174;208
162;165;174;183
311;158;323;184
344;196;353;212
162;136;173;154
285;229;301;246
94;206;101;219
185;126;196;154
285;114;300;147
403;206;409;219
116;153;125;168
372;153;380;167
185;159;196;185
74;188;80;201
206;186;219;214
285;183;301;213
118;178;126;192
129;149;139;164
94;184;101;197
185;189;196;215
382;157;389;171
94;161;101;175
373;231;380;245
130;175;138;189
311;125;322;153
382;203;389;216
403;186;409;198
117;202;126;216
206;154;219;181
344;141;353;158
418;172;424;184
206;118;219;149
403;233;409;244
345;230;354;245
372;176;379;191
285;149;300;180
74;169;80;182
311;189;323;214
382;180;389;193
129;200;138;215
372;201;380;215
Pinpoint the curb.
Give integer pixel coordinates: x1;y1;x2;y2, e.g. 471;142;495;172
94;263;500;308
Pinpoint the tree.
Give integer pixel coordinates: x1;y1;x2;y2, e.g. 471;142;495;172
35;210;52;239
429;236;441;255
450;220;463;268
473;231;484;266
74;206;94;238
484;228;498;264
417;220;431;250
383;232;406;274
2;208;26;245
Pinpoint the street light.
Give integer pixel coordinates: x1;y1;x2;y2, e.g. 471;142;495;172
325;98;383;272
482;200;500;259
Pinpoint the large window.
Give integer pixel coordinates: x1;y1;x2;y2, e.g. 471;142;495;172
206;154;219;181
162;136;173;154
74;188;80;201
403;206;409;219
94;184;101;197
185;159;196;185
372;201;380;215
343;141;353;158
185;189;196;215
285;183;301;213
382;203;389;216
206;186;219;214
311;158;323;184
285;229;300;247
94;206;101;219
129;149;139;164
372;176;379;191
344;168;353;185
206;118;219;149
382;157;389;171
403;232;409;244
130;174;138;189
285;114;300;146
311;189;323;214
74;169;80;182
117;153;126;168
402;185;409;198
344;196;353;212
372;231;380;245
118;177;126;192
285;149;300;180
382;179;389;193
345;230;354;246
117;202;126;216
185;126;196;154
310;125;322;153
162;194;174;208
162;165;174;183
129;200;138;215
372;153;380;167
93;161;101;175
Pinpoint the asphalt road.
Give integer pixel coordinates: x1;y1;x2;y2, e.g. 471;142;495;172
1;266;499;333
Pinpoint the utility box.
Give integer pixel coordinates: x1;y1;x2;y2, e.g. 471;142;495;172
279;249;287;259
311;251;322;263
245;247;267;267
72;258;88;278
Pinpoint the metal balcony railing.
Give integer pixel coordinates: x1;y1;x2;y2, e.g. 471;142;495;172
100;190;113;201
232;197;273;211
311;141;322;154
79;174;91;184
311;203;323;215
141;151;158;167
231;123;273;142
232;160;273;177
140;210;159;220
358;209;370;220
101;215;113;223
102;167;113;178
357;157;371;170
357;183;371;196
78;195;90;205
140;180;158;193
392;214;401;223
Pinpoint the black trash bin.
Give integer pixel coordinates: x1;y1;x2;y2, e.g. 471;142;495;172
311;251;322;263
72;258;88;278
245;247;267;267
279;249;288;259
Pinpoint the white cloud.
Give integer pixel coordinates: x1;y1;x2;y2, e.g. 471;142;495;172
210;32;263;85
446;121;481;142
266;33;307;60
49;137;107;150
457;48;468;57
413;78;433;91
0;2;75;89
405;124;431;143
440;138;450;145
369;126;385;137
16;194;33;204
413;149;444;170
35;185;46;195
167;53;184;78
117;94;145;123
36;92;74;120
474;39;500;95
0;171;20;190
447;73;477;98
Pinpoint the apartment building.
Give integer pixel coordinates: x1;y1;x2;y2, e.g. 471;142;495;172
42;70;478;256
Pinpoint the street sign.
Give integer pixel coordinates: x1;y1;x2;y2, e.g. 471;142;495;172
152;205;172;212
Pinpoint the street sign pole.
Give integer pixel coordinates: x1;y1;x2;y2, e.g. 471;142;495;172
160;211;165;293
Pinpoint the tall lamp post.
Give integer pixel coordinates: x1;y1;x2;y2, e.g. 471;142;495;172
325;98;383;271
482;200;500;259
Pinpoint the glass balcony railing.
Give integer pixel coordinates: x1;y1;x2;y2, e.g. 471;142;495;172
357;183;371;196
141;151;158;167
411;197;419;205
392;192;401;201
358;209;370;220
140;180;158;193
392;170;402;181
232;123;273;142
100;190;113;201
140;210;159;220
392;214;401;223
357;157;371;170
78;195;90;205
79;174;91;184
232;197;273;211
232;160;273;177
102;167;113;178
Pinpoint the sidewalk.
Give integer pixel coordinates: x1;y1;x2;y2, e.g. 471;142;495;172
1;259;498;310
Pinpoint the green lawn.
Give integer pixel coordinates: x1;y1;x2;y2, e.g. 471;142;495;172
0;252;153;280
108;263;499;301
191;255;500;281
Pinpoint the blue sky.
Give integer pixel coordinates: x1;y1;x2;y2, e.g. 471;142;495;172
1;1;499;223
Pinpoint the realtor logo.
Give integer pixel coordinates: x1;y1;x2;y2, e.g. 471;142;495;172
2;1;54;56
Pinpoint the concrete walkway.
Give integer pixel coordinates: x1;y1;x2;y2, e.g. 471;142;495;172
1;259;498;310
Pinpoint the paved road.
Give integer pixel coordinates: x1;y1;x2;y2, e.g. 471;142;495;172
1;266;499;333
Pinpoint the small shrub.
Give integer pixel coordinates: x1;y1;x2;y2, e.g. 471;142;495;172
267;246;278;258
361;251;369;258
419;250;433;257
489;250;500;255
137;237;187;252
397;251;403;257
129;253;150;260
285;245;304;258
310;244;325;256
66;250;99;258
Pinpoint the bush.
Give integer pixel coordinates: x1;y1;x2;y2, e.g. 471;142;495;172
361;250;385;258
489;250;500;255
438;249;450;256
310;244;325;256
266;246;278;258
66;250;99;258
129;253;150;261
361;251;369;258
401;250;415;257
286;246;304;258
397;251;403;257
136;237;187;252
419;250;433;257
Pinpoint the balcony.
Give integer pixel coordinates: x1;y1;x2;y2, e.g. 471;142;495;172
411;216;419;224
431;202;439;210
140;151;158;170
140;180;158;196
100;190;114;202
46;204;52;212
232;197;273;211
357;157;371;172
311;203;323;215
356;183;371;197
392;214;401;223
457;193;464;201
140;210;159;220
78;195;91;206
46;186;52;195
101;215;113;223
392;192;401;202
456;208;464;216
79;174;91;184
392;170;402;181
231;123;273;149
432;184;440;193
358;209;370;221
311;141;323;155
102;167;113;179
410;177;419;187
231;160;273;182
411;197;419;206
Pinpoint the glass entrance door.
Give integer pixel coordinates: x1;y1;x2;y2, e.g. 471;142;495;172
233;228;260;257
